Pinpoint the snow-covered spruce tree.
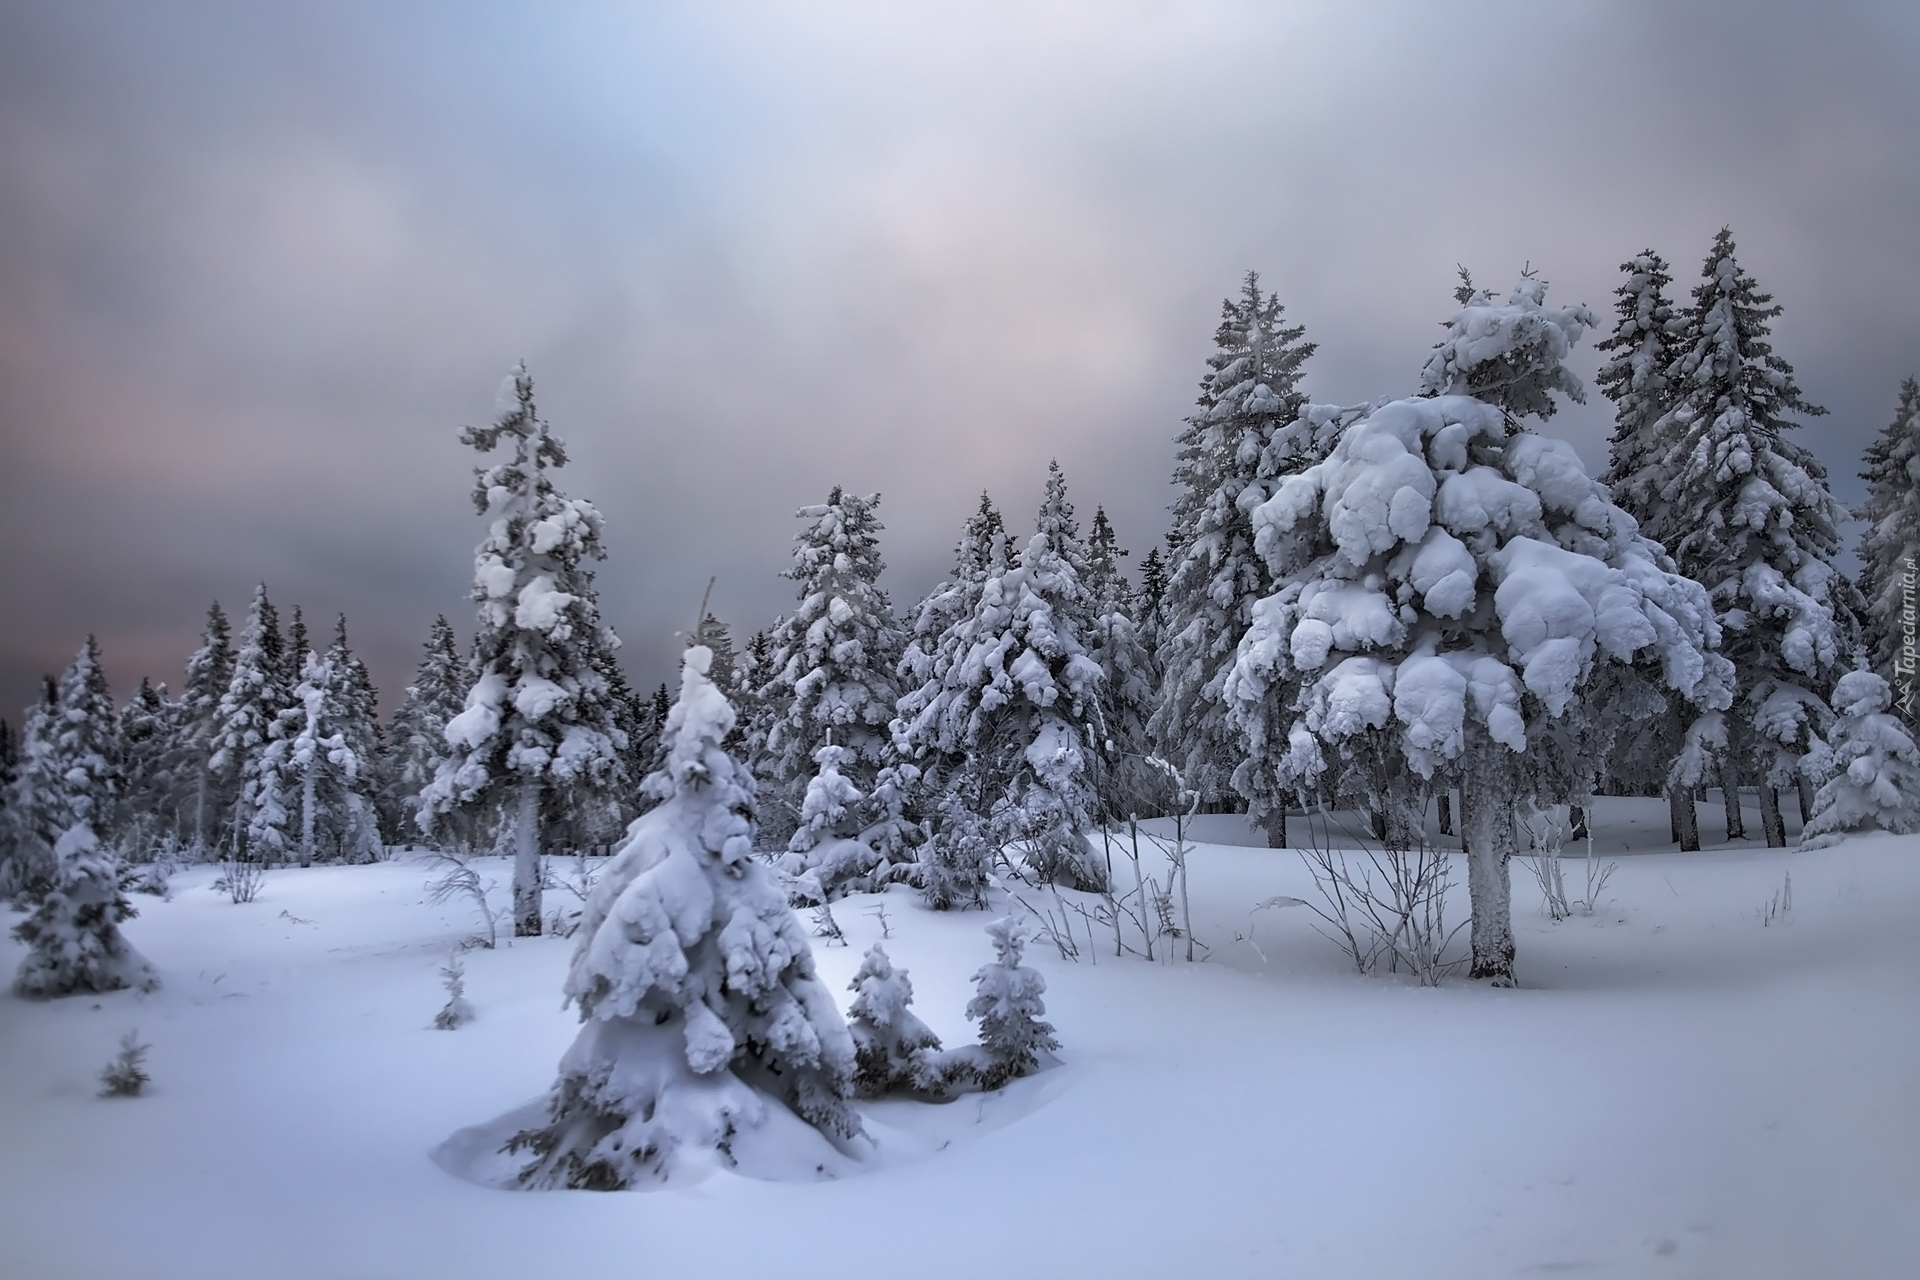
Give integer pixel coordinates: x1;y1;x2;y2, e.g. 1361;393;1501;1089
421;366;625;937
896;463;1108;890
2;639;125;891
957;917;1058;1091
1647;230;1861;845
504;645;864;1189
1083;506;1159;821
1857;378;1920;706
895;493;1011;905
1596;250;1685;520
1592;251;1719;841
1799;672;1920;848
12;825;158;998
117;678;178;859
262;647;382;866
757;488;912;891
175;603;235;854
846;943;944;1098
1154;272;1318;827
380;615;468;847
209;585;290;861
1;679;62;899
1226;273;1730;984
52;636;123;842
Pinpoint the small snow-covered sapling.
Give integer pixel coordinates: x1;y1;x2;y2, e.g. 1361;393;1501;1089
98;1030;151;1097
434;954;475;1029
1800;672;1920;850
964;918;1059;1090
846;945;944;1098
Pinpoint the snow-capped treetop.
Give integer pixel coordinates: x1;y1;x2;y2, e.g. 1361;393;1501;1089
179;602;234;744
898;467;1106;761
210;584;289;786
900;492;1010;696
1595;250;1684;511
325;616;381;782
382;615;467;828
758;488;905;792
1418;272;1597;423
52;636;121;833
1858;377;1920;683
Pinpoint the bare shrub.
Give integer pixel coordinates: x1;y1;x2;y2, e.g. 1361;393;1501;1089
212;857;265;905
423;849;502;950
1283;807;1467;986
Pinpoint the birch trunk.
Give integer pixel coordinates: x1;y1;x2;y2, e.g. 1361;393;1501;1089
512;777;544;937
300;754;318;868
1459;738;1516;986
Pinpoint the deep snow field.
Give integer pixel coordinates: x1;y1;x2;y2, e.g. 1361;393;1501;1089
3;800;1917;1280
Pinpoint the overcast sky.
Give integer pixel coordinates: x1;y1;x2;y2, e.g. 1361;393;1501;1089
3;0;1917;720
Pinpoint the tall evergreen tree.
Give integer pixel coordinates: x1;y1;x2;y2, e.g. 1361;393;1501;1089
756;488;907;853
1154;271;1317;818
895;492;1011;906
896;462;1107;889
51;636;122;841
1082;505;1157;820
380;615;468;847
260;647;382;865
1226;273;1729;984
420;366;626;936
1648;230;1860;845
176;602;235;853
2;679;62;898
1593;250;1719;841
210;585;292;860
1857;377;1920;716
117;678;178;858
1596;250;1685;513
284;607;310;693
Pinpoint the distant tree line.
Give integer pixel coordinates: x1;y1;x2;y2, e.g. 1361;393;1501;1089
4;229;1917;982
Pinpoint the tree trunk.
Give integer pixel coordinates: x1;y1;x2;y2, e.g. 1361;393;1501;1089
1370;808;1388;842
195;771;209;855
300;755;318;868
513;778;544;937
1794;774;1814;829
1459;741;1516;986
1669;784;1700;851
1758;784;1787;848
1261;803;1287;849
1720;763;1745;840
1437;791;1453;836
1381;782;1422;851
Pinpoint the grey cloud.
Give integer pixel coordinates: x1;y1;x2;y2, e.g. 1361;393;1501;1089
2;0;1915;720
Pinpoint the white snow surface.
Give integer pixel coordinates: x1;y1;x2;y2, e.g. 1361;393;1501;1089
4;810;1918;1278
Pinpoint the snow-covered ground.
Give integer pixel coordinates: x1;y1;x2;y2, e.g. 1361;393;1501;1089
4;804;1917;1280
